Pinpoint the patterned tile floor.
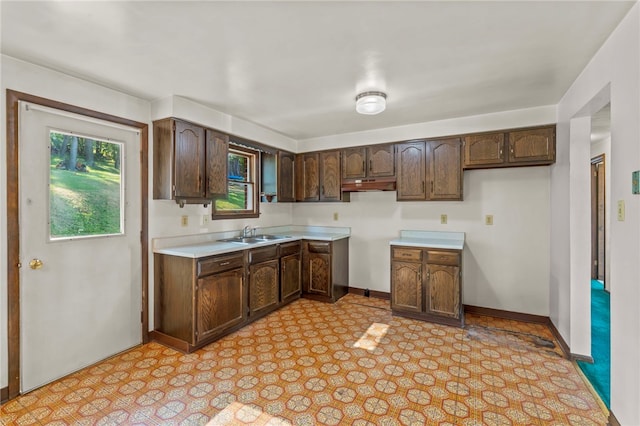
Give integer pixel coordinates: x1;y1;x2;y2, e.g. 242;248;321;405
1;294;608;425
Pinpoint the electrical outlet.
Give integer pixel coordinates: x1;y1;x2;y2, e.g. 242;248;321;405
181;215;188;227
201;214;210;226
440;214;447;224
333;212;339;221
617;200;625;221
485;215;494;225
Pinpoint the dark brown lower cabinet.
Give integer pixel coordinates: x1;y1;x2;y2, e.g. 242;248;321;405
248;245;280;319
153;251;246;352
153;240;303;353
302;238;349;303
390;245;463;327
280;242;301;303
196;267;244;344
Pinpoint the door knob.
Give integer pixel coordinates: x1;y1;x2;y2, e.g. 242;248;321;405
29;259;43;270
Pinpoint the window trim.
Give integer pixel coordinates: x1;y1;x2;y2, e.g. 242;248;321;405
212;145;260;220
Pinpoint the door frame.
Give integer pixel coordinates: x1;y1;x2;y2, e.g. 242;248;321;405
5;89;149;400
590;153;606;284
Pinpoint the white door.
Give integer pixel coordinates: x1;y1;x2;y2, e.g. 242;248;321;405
18;101;142;392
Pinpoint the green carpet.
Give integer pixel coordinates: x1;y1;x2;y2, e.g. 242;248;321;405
577;280;610;407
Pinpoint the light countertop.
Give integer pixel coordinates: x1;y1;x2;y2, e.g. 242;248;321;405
389;230;465;250
153;226;350;258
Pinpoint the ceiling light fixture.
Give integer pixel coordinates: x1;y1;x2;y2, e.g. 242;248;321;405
355;91;387;115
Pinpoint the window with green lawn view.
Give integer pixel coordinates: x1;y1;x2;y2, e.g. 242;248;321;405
49;130;124;240
213;146;259;219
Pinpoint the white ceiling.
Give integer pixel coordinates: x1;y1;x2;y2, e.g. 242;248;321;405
1;1;634;140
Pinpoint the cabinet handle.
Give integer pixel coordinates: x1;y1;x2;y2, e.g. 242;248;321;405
362;160;365;174
422;181;425;192
321;185;325;195
499;149;503;156
219;261;230;266
430;182;434;193
369;159;372;172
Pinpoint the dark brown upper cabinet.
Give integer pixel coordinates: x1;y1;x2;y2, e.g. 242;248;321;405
463;125;556;169
277;151;295;202
463;132;505;168
507;126;555;164
296;150;348;202
153;118;228;206
342;144;395;180
320;150;342;201
396;141;427;201
396;138;462;201
295;152;319;201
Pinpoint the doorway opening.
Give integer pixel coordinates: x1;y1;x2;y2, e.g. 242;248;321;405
577;103;611;407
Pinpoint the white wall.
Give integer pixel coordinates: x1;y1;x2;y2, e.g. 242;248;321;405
554;3;640;423
297;107;555;315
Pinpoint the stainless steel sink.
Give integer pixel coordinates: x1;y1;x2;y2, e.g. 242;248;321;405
217;237;263;244
254;234;290;240
217;234;290;244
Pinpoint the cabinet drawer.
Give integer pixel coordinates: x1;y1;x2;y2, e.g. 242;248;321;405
426;250;460;265
307;241;331;254
280;241;301;257
392;247;422;262
198;253;244;277
249;245;278;264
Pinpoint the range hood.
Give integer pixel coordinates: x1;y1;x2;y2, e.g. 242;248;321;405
341;177;396;192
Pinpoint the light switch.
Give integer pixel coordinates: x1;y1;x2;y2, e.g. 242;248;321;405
181;215;189;227
333;212;339;221
485;215;494;225
440;214;447;224
617;200;625;221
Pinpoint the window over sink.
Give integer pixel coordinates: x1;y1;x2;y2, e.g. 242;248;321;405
212;145;260;219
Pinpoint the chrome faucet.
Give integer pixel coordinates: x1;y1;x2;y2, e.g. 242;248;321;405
242;225;252;237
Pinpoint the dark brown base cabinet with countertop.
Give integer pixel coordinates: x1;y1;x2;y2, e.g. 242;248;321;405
153;241;302;353
301;238;349;304
391;245;463;327
153;238;349;352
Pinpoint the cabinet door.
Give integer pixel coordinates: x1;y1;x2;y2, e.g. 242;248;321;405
249;260;279;316
463;133;505;168
205;129;228;199
507;127;555;164
174;120;206;199
427;139;462;200
305;241;332;297
320;150;342;201
391;261;423;313
368;144;395;177
196;268;244;343
281;253;301;301
278;151;295;202
342;147;367;179
425;264;460;319
302;153;320;201
396;142;426;201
